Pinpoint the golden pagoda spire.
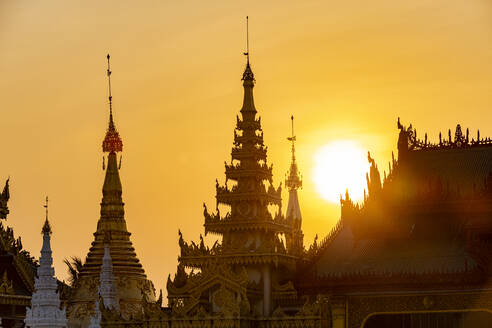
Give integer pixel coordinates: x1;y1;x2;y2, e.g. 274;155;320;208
67;56;154;325
286;115;302;191
285;116;303;253
99;54;125;233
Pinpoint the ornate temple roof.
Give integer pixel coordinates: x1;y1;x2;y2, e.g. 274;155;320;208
401;144;492;197
0;180;36;298
0;180;37;328
396;120;492;198
314;225;479;278
305;120;492;289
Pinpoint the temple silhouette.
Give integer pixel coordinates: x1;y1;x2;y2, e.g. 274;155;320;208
1;30;492;328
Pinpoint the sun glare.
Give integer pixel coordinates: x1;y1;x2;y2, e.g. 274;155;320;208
313;140;370;203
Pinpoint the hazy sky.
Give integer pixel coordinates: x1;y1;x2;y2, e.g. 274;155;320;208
1;0;492;295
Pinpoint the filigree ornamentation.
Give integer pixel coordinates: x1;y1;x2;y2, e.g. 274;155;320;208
0;271;14;295
214;285;238;317
398;118;489;151
0;222;36;292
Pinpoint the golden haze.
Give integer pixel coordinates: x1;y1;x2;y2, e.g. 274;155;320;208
1;0;492;295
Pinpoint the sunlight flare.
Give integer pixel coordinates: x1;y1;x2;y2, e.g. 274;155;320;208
312;140;370;203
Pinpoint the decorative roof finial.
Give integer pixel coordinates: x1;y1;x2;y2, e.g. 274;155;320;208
242;16;255;82
107;54;113;124
102;54;123;153
286;115;302;191
44;196;48;220
288;115;297;162
243;16;250;64
42;196;52;235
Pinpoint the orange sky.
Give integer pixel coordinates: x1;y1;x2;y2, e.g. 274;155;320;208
1;0;492;295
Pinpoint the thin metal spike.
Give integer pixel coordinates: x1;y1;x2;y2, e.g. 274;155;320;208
107;54;113;120
44;196;49;220
243;16;250;62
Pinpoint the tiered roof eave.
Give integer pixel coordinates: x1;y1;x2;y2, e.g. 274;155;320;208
179;252;299;269
204;215;293;235
225;166;273;182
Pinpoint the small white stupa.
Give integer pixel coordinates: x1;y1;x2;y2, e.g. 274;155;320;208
25;197;67;328
88;241;119;327
98;243;119;311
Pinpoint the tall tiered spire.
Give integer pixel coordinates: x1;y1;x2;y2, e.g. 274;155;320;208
173;19;298;318
25;197;67;328
285;116;303;252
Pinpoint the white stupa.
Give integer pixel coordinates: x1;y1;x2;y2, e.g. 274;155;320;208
25;197;67;328
88;242;119;327
98;243;119;311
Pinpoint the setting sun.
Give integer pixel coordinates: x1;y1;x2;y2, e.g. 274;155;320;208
313;140;370;203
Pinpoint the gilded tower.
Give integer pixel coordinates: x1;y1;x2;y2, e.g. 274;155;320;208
168;45;303;317
285;116;304;253
67;55;155;327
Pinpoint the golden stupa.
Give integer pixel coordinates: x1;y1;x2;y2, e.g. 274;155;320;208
66;55;155;328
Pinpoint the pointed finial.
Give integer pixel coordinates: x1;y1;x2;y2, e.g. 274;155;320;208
243;16;250;63
102;54;123;153
44;196;48;220
107;54;113;122
288;115;296;142
287;115;297;161
241;16;255;82
291;115;295;139
42;196;52;235
286;115;302;190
